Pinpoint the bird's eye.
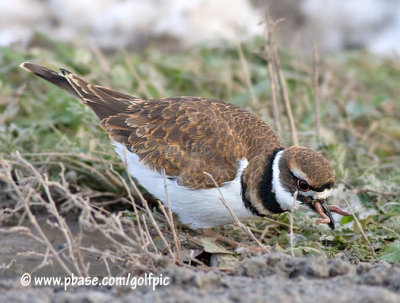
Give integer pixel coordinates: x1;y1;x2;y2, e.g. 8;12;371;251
296;179;310;192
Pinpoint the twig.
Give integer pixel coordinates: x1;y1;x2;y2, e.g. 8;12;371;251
265;16;282;136
259;224;277;241
2;152;165;274
123;51;153;99
30;247;52;274
162;169;182;263
313;44;321;144
289;191;298;257
273;47;298;146
110;165;144;244
121;147;176;260
203;172;269;253
200;228;244;249
381;226;400;239
141;214;159;253
21;189;73;275
265;16;298;145
0;226;44;245
12;153;87;275
263;216;299;230
103;257;112;277
236;40;259;107
343;199;377;259
87;42;111;74
15;152;121;165
16;153;88;276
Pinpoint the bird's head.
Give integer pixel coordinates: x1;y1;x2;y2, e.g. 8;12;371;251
241;146;350;229
270;146;349;229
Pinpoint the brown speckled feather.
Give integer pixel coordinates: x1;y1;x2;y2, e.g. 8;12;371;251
102;97;283;188
66;75;283;188
20;63;283;189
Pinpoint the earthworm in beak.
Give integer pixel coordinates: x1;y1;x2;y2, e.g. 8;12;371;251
314;200;335;230
329;205;351;216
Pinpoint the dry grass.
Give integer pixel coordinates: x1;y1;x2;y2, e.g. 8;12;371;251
1;153;167;275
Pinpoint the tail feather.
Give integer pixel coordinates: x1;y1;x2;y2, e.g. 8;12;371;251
20;62;136;120
20;62;79;98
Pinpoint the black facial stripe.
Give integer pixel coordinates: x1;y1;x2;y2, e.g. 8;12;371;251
241;148;285;216
258;148;285;214
289;172;334;192
313;183;334;192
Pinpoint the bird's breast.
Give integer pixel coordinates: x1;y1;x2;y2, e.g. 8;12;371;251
113;142;254;228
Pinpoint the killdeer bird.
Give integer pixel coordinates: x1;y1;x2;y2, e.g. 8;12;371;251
20;62;350;229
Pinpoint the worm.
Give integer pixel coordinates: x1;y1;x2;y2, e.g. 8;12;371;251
329;205;351;216
314;201;331;224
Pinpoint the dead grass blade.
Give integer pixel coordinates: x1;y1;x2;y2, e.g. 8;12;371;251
121;147;178;262
343;198;377;259
236;40;260;108
264;16;282;136
265;16;298;145
203;172;269;253
313;44;321;143
289;191;298;257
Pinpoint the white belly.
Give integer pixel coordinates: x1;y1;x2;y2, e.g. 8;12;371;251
113;142;254;228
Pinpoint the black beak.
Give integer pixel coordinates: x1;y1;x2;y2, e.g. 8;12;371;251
320;200;335;230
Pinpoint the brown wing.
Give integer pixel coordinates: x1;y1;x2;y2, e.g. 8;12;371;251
103;97;249;188
101;96;283;188
21;63;283;189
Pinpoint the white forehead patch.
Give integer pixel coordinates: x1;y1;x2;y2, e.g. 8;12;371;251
314;188;332;199
299;188;332;200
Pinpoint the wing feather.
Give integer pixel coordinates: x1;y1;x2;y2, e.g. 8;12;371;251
21;63;283;189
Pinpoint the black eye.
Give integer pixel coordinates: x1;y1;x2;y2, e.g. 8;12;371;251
296;179;310;192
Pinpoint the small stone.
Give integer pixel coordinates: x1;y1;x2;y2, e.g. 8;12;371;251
304;257;330;278
210;254;240;271
328;259;352;277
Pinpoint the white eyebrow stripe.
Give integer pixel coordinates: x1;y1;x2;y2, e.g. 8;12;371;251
290;168;307;181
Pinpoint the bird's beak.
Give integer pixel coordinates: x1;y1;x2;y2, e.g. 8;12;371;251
320;200;335;230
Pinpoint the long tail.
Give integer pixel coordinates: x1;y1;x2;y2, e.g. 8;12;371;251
20;62;136;120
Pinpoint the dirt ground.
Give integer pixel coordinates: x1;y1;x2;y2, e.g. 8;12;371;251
1;216;400;303
2;254;400;303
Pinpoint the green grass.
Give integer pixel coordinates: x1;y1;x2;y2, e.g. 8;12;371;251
1;35;399;264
